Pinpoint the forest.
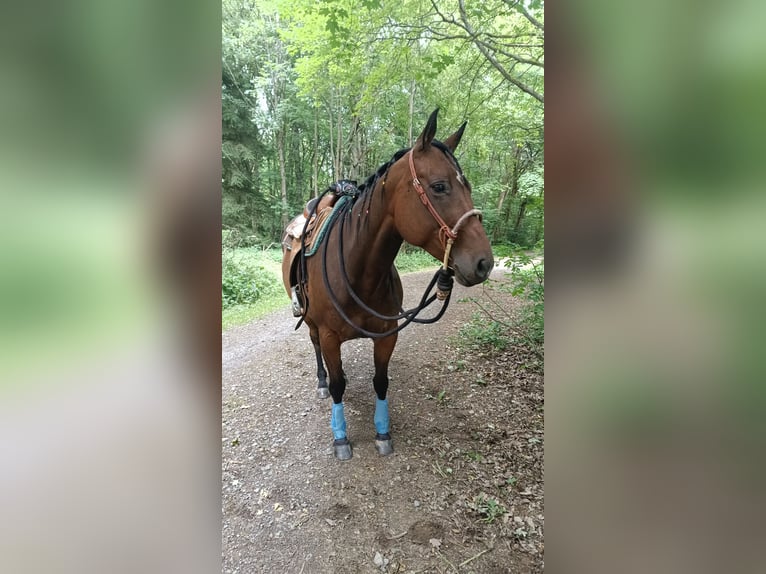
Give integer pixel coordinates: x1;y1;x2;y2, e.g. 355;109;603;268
222;0;544;249
222;4;545;568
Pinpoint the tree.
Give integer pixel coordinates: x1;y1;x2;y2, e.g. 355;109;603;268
222;0;544;247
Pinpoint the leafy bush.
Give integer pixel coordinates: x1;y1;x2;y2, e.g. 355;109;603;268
504;248;544;354
394;246;439;273
458;242;544;360
490;243;522;259
459;313;510;351
222;228;263;250
222;256;281;309
261;247;285;263
222;228;244;250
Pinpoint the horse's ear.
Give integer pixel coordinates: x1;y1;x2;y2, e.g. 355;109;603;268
416;108;439;151
443;121;467;153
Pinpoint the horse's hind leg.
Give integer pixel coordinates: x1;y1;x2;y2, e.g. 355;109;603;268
372;334;397;456
309;327;329;399
321;330;352;460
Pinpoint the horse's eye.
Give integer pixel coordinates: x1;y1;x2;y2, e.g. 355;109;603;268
431;182;448;194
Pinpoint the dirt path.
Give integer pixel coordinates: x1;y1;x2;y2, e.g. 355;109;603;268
222;268;544;573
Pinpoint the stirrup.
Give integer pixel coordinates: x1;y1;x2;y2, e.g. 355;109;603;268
291;286;303;317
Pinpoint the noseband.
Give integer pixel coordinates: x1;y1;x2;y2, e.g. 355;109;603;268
407;149;482;280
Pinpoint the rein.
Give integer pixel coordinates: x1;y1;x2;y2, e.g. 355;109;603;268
320;198;454;339
297;147;481;338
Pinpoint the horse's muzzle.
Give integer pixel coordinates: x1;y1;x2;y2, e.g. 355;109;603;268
454;254;494;286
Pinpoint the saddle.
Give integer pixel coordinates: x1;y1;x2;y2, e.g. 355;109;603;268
282;180;359;294
282;189;342;251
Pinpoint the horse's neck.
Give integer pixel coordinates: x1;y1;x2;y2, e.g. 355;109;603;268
343;180;402;287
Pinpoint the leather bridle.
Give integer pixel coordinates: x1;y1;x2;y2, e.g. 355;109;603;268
407;149;482;282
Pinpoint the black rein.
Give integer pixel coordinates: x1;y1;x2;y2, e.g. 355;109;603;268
317;190;454;339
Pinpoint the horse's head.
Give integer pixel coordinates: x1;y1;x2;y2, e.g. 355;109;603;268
389;109;493;286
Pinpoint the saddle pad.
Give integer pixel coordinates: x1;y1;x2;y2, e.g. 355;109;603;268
304;194;352;257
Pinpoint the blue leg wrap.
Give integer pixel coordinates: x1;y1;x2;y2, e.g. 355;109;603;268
374;398;390;435
331;402;347;440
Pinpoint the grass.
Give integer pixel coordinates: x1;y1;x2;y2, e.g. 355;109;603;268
394;247;440;273
465;450;484;462
222;296;290;330
221;245;439;330
222;247;286;330
472;494;507;524
225;246;283;275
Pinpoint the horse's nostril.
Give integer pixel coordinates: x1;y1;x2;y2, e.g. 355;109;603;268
477;258;493;278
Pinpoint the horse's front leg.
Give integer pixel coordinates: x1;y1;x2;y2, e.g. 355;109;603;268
372;333;397;456
321;330;352;460
309;326;329;399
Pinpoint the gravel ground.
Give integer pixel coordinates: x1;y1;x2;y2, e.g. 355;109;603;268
222;267;544;573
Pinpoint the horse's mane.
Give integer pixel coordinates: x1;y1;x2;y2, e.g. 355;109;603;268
346;140;465;236
358;140;463;207
356;148;409;197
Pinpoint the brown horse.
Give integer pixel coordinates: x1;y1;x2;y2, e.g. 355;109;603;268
281;109;493;460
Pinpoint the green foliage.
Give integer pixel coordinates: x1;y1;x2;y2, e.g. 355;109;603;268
466;450;484;462
457;243;544;360
222;295;288;330
222;0;544;248
221;248;289;328
493;193;544;247
503;247;544;354
222;255;281;309
459;313;510;351
394;247;438;273
490;243;522;259
220;245;447;327
506;252;544;302
472;494;507;524
222;228;264;250
261;247;286;263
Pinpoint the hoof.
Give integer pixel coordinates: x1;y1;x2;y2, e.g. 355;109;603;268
316;386;330;399
375;433;394;456
333;438;353;461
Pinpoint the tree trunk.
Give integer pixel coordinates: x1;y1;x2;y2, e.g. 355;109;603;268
494;145;524;242
408;80;416;146
496;185;509;213
348;113;362;181
312;106;319;198
496;144;522;212
513;197;529;234
277;124;288;230
509;144;522;198
336;111;343;178
327;101;335;181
